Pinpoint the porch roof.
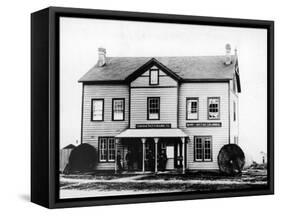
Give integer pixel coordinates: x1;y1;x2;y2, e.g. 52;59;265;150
115;128;188;138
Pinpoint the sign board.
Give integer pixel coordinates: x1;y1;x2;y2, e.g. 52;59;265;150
186;122;222;127
136;123;171;129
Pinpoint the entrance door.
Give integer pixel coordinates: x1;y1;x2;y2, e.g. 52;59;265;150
174;140;183;169
145;138;155;171
166;145;174;170
127;139;143;171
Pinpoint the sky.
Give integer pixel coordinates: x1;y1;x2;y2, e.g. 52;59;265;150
60;17;267;163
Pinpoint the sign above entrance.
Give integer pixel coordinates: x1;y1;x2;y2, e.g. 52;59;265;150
136;123;172;129
186;122;222;127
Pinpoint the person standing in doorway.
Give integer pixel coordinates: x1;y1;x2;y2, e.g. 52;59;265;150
126;150;133;171
117;151;123;173
159;149;167;171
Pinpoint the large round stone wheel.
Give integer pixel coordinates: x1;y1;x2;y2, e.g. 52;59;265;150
218;144;245;175
66;143;98;173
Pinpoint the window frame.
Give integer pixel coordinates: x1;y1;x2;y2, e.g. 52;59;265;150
98;137;115;163
207;97;220;120
91;98;104;121
194;136;213;162
149;68;159;85
112;98;125;121
186;97;199;120
147;97;160;120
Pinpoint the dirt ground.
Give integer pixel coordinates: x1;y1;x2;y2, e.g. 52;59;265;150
60;168;268;199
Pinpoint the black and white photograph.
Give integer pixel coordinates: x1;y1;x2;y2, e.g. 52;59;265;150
58;16;270;199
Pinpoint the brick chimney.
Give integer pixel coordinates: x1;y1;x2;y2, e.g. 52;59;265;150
98;47;106;67
225;43;232;65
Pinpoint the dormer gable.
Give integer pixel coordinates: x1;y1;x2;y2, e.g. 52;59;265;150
125;58;181;85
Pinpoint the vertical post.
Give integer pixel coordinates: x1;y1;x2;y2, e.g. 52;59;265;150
115;138;119;174
186;136;190;170
114;138;119;174
154;138;159;173
141;138;146;173
181;137;185;174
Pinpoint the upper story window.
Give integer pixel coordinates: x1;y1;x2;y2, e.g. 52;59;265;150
147;97;160;120
208;97;220;120
149;69;159;85
186;98;199;120
112;98;125;121
91;99;104;121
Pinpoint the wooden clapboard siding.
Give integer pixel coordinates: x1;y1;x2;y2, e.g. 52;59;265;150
130;66;178;87
229;84;239;144
82;84;129;170
179;82;229;170
130;87;178;128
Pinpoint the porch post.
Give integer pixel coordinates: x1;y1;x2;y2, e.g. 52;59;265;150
141;138;146;173
115;138;119;174
181;137;185;174
154;138;159;173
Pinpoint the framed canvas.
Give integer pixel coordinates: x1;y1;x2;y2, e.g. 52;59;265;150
31;6;274;208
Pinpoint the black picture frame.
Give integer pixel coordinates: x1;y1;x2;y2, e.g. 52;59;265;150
31;6;274;209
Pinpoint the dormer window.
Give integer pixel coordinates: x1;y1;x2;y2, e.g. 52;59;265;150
149;69;159;85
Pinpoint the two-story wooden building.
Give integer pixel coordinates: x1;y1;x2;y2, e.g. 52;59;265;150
78;44;241;173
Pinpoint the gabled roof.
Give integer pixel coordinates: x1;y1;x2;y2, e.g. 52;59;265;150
125;58;182;82
79;55;240;92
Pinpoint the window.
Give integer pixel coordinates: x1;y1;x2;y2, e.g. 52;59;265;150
147;97;160;120
194;136;212;162
149;69;159;85
91;99;104;121
112;98;125;121
208;97;220;120
186;98;199;120
233;101;236;121
98;137;115;162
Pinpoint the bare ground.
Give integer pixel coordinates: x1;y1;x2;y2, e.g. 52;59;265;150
60;168;268;198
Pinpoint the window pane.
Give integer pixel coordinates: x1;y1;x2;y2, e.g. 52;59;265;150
113;99;124;120
92;100;103;120
187;99;198;120
99;138;107;161
204;137;212;160
150;69;158;85
108;138;115;161
208;98;219;119
195;138;203;161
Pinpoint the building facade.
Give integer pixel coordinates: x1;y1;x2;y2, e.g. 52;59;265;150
79;45;241;173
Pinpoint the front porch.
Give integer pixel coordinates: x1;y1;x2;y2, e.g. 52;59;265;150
115;128;189;174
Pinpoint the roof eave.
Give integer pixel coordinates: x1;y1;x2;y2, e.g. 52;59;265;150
78;80;126;84
182;78;231;83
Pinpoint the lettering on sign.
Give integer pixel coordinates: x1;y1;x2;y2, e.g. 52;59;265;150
186;122;222;127
136;124;172;129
